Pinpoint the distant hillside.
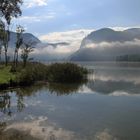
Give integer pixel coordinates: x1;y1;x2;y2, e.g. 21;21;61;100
80;28;140;48
0;31;41;47
70;28;140;61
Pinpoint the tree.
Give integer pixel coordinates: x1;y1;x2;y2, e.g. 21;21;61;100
0;0;23;24
0;0;23;66
0;43;2;62
13;25;24;67
0;19;7;65
2;26;9;66
0;21;5;61
21;42;34;67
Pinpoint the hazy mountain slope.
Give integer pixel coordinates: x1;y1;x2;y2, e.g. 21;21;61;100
80;28;140;48
70;28;140;61
0;31;41;48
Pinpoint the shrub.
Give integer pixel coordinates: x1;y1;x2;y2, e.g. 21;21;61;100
0;62;88;90
46;63;87;83
17;62;48;86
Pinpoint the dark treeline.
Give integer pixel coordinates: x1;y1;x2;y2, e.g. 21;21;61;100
116;54;140;62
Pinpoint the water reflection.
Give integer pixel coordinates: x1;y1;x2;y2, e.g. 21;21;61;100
1;63;140;140
0;128;39;140
1;66;140;118
87;68;140;95
0;82;88;120
2;116;77;140
0;91;26;116
0;66;140;118
0;93;11;116
18;84;46;96
94;129;117;140
47;82;86;96
0;122;6;133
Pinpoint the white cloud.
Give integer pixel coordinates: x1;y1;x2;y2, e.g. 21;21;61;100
110;91;137;97
34;28;140;60
84;39;140;50
28;29;93;60
24;0;48;8
39;29;93;52
110;26;140;31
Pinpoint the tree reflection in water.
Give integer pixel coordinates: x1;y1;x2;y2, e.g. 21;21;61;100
0;81;87;117
0;91;26;115
0;93;11;116
0;84;46;116
0;86;46;140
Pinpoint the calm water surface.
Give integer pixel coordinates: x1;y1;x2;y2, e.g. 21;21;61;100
1;62;140;140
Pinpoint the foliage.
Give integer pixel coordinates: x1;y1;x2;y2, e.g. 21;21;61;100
0;0;23;66
0;0;23;25
13;25;25;67
17;62;48;85
46;63;88;83
0;65;16;84
21;42;34;67
0;21;5;61
0;62;88;89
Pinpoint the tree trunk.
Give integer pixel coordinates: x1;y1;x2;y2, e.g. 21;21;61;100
23;59;27;68
16;51;19;66
5;49;8;66
0;49;1;62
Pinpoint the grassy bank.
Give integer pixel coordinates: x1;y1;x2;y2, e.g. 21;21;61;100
0;66;16;84
0;62;88;90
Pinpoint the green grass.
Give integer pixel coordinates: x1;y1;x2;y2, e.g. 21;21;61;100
0;66;16;84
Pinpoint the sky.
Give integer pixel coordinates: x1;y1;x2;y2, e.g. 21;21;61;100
13;0;140;37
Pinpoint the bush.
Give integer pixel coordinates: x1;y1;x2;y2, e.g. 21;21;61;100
0;62;88;89
17;62;48;86
46;63;87;83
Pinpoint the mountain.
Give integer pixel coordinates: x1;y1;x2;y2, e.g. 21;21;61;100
0;31;41;47
70;28;140;61
80;28;140;48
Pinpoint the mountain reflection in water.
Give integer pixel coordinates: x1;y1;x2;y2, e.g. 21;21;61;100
87;68;140;95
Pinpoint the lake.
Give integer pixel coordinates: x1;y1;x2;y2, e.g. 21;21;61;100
0;62;140;140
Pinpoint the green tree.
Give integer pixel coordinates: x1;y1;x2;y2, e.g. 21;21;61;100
21;42;34;67
0;43;2;62
0;0;23;25
0;0;23;66
13;25;24;67
0;21;5;61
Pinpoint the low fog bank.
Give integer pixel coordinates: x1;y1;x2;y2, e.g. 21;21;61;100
0;29;92;61
70;39;140;61
35;29;92;61
4;39;140;62
33;32;140;61
2;29;140;62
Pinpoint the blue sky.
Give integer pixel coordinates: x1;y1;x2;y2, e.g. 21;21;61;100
13;0;140;36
